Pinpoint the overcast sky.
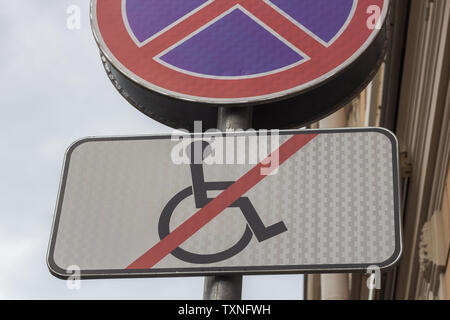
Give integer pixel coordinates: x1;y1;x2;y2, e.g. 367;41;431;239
0;1;303;299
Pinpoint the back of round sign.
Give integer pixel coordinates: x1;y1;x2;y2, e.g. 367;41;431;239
92;0;390;130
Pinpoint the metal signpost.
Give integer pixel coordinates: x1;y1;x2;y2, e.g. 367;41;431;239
203;107;252;300
47;0;400;301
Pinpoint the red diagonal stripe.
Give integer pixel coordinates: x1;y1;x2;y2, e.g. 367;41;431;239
127;133;318;269
241;0;326;57
139;0;239;57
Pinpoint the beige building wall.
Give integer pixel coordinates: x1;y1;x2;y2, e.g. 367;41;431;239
442;165;450;299
306;0;450;300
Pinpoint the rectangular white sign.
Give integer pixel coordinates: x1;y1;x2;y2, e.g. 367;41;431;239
48;128;402;278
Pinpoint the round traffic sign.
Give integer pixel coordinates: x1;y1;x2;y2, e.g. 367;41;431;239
91;0;389;130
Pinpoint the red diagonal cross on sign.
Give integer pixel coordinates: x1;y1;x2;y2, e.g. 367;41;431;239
127;133;318;269
96;0;383;100
137;0;325;59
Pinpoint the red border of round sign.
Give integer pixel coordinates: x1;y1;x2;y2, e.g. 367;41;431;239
94;0;386;101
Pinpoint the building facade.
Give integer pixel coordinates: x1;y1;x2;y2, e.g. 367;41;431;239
305;0;450;300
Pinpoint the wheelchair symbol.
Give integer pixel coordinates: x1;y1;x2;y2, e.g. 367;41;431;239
158;140;288;264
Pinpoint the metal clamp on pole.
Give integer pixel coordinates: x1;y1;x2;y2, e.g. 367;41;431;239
202;106;253;300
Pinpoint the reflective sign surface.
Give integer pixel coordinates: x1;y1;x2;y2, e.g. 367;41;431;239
48;128;401;278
